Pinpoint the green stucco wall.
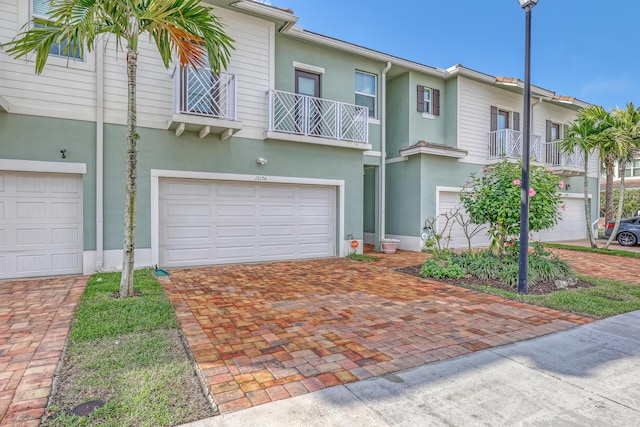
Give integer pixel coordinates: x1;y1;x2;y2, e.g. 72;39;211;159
385;72;410;159
105;124;366;250
275;34;383;152
0;113;97;250
408;72;447;147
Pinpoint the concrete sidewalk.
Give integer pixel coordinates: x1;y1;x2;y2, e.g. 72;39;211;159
182;310;640;427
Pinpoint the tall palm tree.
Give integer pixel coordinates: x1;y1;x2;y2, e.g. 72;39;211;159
5;0;233;297
559;105;611;248
602;102;640;249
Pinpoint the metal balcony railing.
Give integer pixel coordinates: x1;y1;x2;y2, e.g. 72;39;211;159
174;67;236;120
542;141;585;169
488;129;543;162
268;89;368;143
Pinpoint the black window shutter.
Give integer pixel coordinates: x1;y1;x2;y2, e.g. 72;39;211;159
490;106;498;132
433;89;440;116
417;85;425;112
513;112;520;131
546;120;552;142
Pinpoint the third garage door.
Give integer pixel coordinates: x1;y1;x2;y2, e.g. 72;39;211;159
159;179;336;267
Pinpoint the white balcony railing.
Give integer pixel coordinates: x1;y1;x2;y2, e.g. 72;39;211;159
542;141;585;169
268;89;368;143
488;129;543;162
174;67;236;120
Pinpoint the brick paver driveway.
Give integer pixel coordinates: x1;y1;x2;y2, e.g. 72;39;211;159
161;249;591;414
0;276;87;427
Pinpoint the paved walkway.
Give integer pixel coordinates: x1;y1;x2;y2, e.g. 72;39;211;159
161;249;591;415
0;276;87;427
182;310;640;427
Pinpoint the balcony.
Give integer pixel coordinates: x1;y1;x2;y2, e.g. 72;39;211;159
488;129;584;175
542;141;585;176
169;67;242;140
266;89;371;150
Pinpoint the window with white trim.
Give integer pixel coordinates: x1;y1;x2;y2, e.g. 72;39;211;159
618;159;640;178
355;71;377;118
32;0;83;60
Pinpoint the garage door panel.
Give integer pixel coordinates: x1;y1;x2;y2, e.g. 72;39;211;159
216;204;256;217
166;202;210;218
260;224;295;237
1;172;83;279
261;205;295;216
160;179;336;267
165;247;211;263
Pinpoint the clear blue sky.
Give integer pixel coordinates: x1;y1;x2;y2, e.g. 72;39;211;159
270;0;636;111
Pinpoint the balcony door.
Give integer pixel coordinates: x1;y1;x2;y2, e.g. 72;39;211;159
295;70;321;135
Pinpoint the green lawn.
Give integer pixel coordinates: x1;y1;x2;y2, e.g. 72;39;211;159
45;270;213;427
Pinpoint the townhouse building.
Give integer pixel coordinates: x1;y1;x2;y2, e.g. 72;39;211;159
0;0;599;279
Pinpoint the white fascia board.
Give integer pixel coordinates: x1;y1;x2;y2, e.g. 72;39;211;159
0;159;87;174
400;146;467;159
230;1;298;29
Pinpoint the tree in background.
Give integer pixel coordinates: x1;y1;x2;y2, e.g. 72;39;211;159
559;105;612;248
6;0;233;297
603;103;640;249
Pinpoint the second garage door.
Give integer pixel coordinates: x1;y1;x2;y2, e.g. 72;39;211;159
159;179;336;267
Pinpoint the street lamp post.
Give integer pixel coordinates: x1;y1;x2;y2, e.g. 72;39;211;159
518;0;538;294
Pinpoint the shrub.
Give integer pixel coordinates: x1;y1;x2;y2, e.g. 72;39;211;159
420;257;465;279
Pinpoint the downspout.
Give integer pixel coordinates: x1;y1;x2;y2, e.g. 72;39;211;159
380;61;392;242
96;38;105;272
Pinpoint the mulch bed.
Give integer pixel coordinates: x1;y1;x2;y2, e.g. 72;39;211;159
394;264;593;295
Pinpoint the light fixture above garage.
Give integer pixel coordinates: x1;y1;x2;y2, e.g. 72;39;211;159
257;158;267;165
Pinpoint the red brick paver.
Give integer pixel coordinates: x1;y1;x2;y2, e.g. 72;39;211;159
554;248;640;285
0;276;87;427
161;249;592;414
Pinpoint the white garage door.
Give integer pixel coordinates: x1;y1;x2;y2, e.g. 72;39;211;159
438;191;491;250
159;179;336;267
0;172;83;279
534;197;587;242
438;191;587;248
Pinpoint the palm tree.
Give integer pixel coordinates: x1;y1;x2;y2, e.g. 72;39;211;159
602;103;640;249
5;0;233;297
559;105;611;248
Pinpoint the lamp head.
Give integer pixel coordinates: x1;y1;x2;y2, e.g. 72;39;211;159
518;0;538;9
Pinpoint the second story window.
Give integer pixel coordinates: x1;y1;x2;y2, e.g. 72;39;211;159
32;0;83;60
618;159;640;178
355;71;376;118
546;120;561;141
417;85;440;116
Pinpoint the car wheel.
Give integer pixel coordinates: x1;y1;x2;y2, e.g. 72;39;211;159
617;231;637;246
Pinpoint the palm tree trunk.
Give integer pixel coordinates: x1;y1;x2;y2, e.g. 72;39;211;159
119;47;138;297
583;153;597;248
603;163;626;249
605;156;615;224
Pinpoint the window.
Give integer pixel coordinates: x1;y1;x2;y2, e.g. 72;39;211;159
546;121;561;141
417;85;440;116
355;71;376;118
32;0;83;60
618;159;640;178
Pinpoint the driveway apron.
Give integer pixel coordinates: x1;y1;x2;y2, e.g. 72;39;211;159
0;276;87;427
161;250;591;414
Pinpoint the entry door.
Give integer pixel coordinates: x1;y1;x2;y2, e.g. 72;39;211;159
295;70;321;135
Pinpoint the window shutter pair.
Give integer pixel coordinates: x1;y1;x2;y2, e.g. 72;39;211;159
417;85;440;115
490;106;520;131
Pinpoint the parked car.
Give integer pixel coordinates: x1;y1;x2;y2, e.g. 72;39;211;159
604;216;640;246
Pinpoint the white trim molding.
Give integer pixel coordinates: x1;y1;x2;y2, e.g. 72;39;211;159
0;159;87;174
150;170;346;266
264;131;372;151
292;61;325;74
